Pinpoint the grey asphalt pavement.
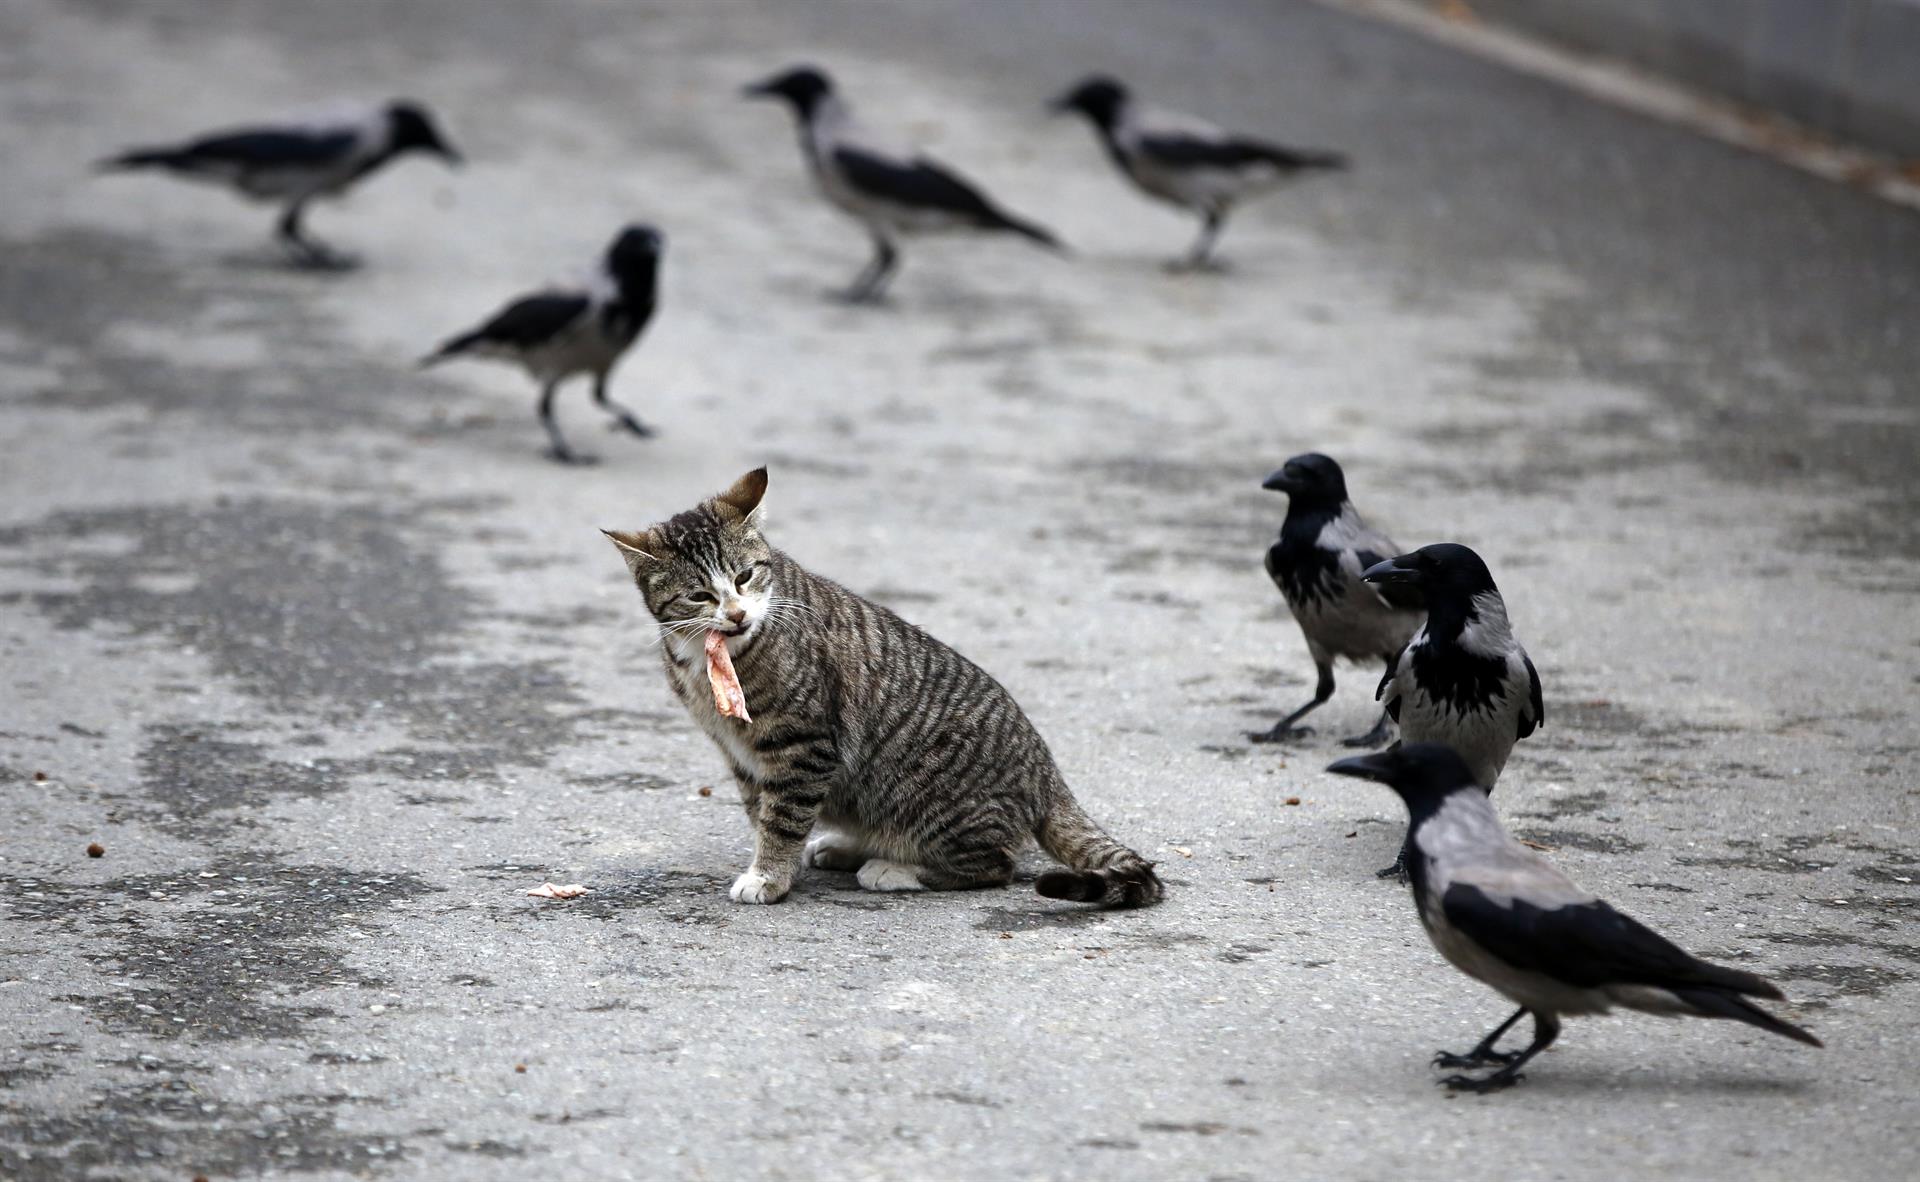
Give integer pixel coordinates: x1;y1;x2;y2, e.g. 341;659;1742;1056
2;1;1917;1179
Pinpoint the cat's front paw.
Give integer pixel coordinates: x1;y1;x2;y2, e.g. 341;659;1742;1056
728;869;789;905
855;859;926;892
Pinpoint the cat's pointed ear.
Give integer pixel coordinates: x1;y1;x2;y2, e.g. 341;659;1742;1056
602;528;660;576
714;467;769;529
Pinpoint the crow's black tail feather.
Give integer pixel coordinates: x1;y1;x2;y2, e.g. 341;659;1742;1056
1674;987;1822;1047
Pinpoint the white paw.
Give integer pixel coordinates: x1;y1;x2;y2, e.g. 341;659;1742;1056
801;834;833;870
728;869;788;904
856;859;926;892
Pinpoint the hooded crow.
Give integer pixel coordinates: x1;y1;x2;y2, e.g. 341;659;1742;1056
744;65;1063;302
422;225;663;465
1249;453;1423;747
1363;542;1542;877
1328;744;1821;1092
99;100;460;267
1050;76;1345;269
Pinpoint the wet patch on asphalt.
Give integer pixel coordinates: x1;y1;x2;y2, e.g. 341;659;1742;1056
1676;836;1839;875
2;856;435;1040
0;1075;416;1181
0;498;592;782
1515;827;1647;855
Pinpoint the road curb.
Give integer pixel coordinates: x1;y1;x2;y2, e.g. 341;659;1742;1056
1459;0;1920;159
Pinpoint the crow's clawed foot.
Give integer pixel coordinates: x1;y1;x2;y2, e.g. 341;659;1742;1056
1340;725;1395;749
1375;856;1409;881
1166;256;1228;275
1247;725;1313;744
1433;1049;1522;1070
547;447;600;466
611;415;655;438
1440;1071;1523;1094
283;241;359;271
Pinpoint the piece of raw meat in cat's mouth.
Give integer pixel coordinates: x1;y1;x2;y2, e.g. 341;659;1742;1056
706;629;751;722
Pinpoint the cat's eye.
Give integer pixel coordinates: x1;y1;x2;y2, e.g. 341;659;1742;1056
688;591;718;605
734;567;755;590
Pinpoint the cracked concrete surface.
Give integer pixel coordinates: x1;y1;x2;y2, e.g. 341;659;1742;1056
2;0;1917;1179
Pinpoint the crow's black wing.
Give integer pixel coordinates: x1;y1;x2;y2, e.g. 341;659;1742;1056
833;146;1000;219
1441;883;1779;996
1376;646;1405;719
1138;133;1344;172
1518;653;1544;739
434;293;590;359
181;128;361;169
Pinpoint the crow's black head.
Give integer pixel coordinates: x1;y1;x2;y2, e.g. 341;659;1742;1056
1360;542;1498;601
605;224;664;291
1326;742;1482;803
744;66;835;117
1261;452;1348;506
385;100;461;164
1050;76;1129;128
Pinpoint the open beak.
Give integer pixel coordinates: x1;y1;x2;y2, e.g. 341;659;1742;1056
1326;752;1396;783
1360;556;1417;585
1261;467;1300;493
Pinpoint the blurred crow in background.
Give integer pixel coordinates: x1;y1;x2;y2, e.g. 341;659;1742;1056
1051;75;1344;269
423;225;663;465
100;99;460;267
745;65;1062;302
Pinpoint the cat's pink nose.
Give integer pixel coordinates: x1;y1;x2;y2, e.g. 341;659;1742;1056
726;607;747;625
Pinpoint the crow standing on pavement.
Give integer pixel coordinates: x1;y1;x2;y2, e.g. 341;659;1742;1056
1363;543;1542;877
99;100;460;267
1328;744;1821;1093
1249;453;1423;747
744;65;1063;302
1050;76;1345;269
423;225;663;465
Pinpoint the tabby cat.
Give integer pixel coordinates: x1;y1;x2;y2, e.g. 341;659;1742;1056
604;468;1162;908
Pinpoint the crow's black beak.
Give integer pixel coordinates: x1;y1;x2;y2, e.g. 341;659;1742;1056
1046;93;1076;114
1261;468;1300;493
742;80;777;99
435;142;464;167
1326;752;1396;783
1361;557;1417;585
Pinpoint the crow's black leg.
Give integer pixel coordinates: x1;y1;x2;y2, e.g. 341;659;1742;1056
592;373;654;438
276;201;353;269
844;233;898;302
1433;1007;1528;1069
1175;208;1226;270
1248;662;1333;743
1376;837;1412;881
1440;1012;1558;1093
1341;706;1396;749
539;379;594;465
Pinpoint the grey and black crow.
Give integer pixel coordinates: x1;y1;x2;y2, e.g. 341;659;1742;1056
1249;453;1423;747
744;65;1063;302
423;225;663;465
1328;744;1821;1093
100;100;460;267
1363;543;1542;877
1050;76;1345;269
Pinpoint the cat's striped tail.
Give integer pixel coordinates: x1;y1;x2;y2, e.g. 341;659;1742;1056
1034;796;1163;908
